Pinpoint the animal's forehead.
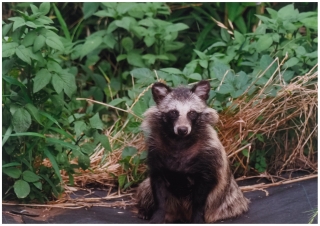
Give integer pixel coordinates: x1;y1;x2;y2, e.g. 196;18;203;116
158;93;206;112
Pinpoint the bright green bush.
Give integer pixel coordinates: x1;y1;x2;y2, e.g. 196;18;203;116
2;3;111;202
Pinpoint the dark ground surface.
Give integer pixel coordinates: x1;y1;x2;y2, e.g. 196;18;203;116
2;176;318;224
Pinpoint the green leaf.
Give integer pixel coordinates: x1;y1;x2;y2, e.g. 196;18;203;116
12;108;32;133
260;54;277;78
277;4;297;20
282;70;294;82
242;149;249;157
118;174;126;188
9;17;25;31
56;152;69;165
295;46;306;56
33;69;52;93
221;28;230;43
272;33;280;43
116;3;136;15
300;17;318;30
78;154;90;170
142;54;156;64
2;167;21;179
127;50;145;67
30;4;39;14
25;103;43;125
188;73;202;81
256;35;273;52
47;60;63;73
33;34;46;52
304;51;318;59
115;17;134;31
81;35;102;58
234;30;245;44
35;15;53;24
144;35;155;47
51;74;63;94
22;170;41;182
89;113;104;130
108;98;126;106
266;8;278;19
22;30;37;47
39;2;51;15
193;49;207;60
83;2;100;19
14;180;30;198
103;33;116;49
74;121;87;137
46;36;64;51
217;83;234;95
160;68;183;74
2;22;13;37
256;134;264;142
94;10;114;18
51;72;77;98
97;134;112;152
283;57;299;68
80;143;96;155
2;42;19;57
165;23;189;33
121;37;134;52
25;21;37;29
33;181;42;190
16;45;31;64
2;162;21;168
130;68;155;84
122;146;137;159
44;148;62;181
199;60;208;69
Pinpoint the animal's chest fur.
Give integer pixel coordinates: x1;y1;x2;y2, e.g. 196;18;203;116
156;148;201;197
161;168;195;198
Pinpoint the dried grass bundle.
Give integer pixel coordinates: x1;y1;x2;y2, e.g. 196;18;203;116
220;63;318;176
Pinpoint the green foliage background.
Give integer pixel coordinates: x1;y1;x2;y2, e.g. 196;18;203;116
2;2;318;202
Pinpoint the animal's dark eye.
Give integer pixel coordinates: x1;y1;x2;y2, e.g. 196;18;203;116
168;110;179;119
188;111;198;120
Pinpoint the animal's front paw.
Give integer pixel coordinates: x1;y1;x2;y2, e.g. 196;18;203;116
149;209;165;223
138;208;152;220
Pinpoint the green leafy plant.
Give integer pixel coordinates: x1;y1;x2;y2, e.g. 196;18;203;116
2;2;110;202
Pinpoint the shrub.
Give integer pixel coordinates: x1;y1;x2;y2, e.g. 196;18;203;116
2;2;110;202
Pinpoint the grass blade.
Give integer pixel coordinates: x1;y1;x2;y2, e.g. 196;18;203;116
2;132;46;138
49;127;76;143
52;3;71;40
2;125;13;146
43;148;62;182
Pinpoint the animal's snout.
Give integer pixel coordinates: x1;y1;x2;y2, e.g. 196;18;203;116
177;126;188;136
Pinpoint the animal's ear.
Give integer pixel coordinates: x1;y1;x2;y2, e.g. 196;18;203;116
191;80;210;101
152;82;171;104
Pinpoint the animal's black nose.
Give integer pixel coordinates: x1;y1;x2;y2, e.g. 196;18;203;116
177;126;188;136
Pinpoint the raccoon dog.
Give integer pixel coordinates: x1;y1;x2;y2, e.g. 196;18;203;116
136;80;249;223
